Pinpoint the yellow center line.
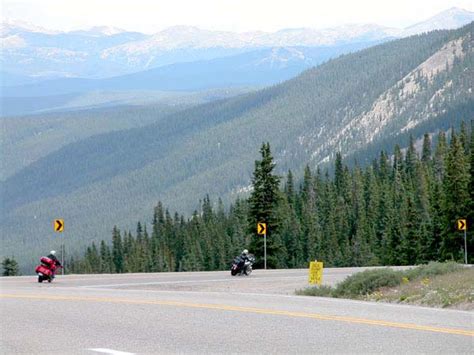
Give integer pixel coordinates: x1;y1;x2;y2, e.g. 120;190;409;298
2;293;473;337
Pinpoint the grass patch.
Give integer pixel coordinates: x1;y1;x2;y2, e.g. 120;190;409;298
296;262;473;309
297;268;403;298
296;285;334;297
368;267;474;310
333;268;402;297
403;261;463;280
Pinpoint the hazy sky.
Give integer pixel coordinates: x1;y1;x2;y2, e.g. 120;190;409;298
2;0;473;33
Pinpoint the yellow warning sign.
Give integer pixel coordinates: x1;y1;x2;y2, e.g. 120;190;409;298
257;222;267;235
457;219;467;231
309;261;323;285
54;219;64;232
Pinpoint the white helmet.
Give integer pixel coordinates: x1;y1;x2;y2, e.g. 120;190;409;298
242;249;248;255
50;250;56;255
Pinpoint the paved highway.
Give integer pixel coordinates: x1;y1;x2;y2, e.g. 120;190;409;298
1;268;473;354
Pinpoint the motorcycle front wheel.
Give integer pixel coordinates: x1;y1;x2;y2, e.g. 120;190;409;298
38;275;43;283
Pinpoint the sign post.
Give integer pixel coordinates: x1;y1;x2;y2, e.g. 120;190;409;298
54;219;65;275
457;219;467;264
257;222;267;269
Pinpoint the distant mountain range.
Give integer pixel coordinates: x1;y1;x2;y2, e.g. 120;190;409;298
1;42;382;98
2;23;472;268
1;7;472;81
1;7;472;116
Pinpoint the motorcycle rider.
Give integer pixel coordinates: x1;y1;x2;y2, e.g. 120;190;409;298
46;250;62;277
239;249;250;274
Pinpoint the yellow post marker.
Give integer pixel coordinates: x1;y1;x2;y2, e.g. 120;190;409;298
257;222;267;269
308;260;323;285
257;223;266;235
54;219;64;233
457;219;468;264
53;219;65;275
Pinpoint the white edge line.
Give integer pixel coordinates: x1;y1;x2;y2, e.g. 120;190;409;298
88;348;135;355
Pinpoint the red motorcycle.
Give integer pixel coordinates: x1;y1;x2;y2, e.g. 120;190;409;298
35;256;61;283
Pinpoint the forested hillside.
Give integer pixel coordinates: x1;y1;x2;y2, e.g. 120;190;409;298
1;24;473;270
69;124;473;272
1;87;253;179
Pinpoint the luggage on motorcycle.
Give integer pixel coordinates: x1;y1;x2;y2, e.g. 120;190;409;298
40;256;54;267
35;264;53;276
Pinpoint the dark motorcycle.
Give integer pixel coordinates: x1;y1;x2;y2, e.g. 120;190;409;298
231;254;255;276
35;256;61;283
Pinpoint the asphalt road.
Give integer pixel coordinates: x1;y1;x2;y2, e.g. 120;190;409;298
1;267;473;354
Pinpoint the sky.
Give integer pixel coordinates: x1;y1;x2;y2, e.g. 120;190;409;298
2;0;473;33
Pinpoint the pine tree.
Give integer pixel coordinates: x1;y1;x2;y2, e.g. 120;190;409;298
319;173;341;266
228;198;249;258
377;181;394;265
459;121;469;154
163;210;176;271
414;159;433;263
468;121;474;263
405;135;418;179
284;170;295;206
350;167;374;266
401;193;420;265
378;151;390;182
248;143;284;268
441;131;470;261
389;148;406;265
87;242;100;273
112;226;123;273
213;198;229;270
393;145;404;180
99;240;113;273
434;131;448;182
421;133;432;164
363;166;380;262
334;152;345;196
2;257;20;276
300;166;322;263
278;197;301;268
151;202;166;272
142;225;152;272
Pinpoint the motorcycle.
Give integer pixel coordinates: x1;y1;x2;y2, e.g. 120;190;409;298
35;256;61;283
231;254;255;276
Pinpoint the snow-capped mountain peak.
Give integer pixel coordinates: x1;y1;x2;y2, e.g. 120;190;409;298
2;7;473;81
402;7;474;36
0;19;60;36
69;26;126;37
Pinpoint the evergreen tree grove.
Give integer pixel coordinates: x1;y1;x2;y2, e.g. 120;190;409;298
69;122;473;272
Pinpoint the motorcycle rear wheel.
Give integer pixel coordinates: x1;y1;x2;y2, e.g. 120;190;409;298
38;276;43;283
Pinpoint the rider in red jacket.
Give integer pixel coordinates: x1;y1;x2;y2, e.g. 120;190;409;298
46;250;62;277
